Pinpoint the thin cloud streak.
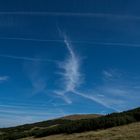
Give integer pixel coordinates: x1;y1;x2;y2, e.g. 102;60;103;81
0;12;140;20
73;90;119;112
0;109;56;116
0;76;9;82
1;37;140;47
87;70;140;112
0;37;63;43
55;91;72;104
0;54;56;63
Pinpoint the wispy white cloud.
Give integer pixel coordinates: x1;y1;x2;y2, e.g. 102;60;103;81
102;69;122;81
85;70;140;112
55;31;82;104
72;81;140;112
54;90;72;104
30;74;47;95
59;35;82;92
53;28;140;111
102;70;113;79
0;54;55;63
92;87;139;112
0;76;9;82
56;36;140;112
0;106;65;127
73;90;120;111
0;54;56;95
55;32;122;111
55;32;119;111
23;58;48;95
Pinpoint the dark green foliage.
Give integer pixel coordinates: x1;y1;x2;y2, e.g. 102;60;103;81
0;107;140;139
34;107;140;137
0;119;72;140
0;119;71;133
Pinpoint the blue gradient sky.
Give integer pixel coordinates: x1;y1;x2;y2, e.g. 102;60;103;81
0;0;140;127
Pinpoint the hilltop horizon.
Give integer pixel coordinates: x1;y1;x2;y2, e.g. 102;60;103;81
1;0;140;127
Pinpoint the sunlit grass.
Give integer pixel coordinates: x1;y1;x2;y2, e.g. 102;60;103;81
21;122;140;140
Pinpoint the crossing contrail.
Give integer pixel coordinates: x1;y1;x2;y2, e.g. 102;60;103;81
0;37;63;43
0;54;57;63
1;37;140;47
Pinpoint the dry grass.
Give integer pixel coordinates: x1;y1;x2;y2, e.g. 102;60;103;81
60;114;102;120
21;122;140;140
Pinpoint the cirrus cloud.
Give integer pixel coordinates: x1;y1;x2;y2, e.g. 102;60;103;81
0;76;9;83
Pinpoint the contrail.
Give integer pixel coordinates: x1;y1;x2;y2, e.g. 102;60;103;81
73;90;119;112
0;54;56;63
1;37;140;47
0;37;63;43
0;12;140;20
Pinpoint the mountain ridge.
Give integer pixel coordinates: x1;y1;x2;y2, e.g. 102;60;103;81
0;107;140;140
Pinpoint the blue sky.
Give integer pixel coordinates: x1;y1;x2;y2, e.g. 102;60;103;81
1;0;140;127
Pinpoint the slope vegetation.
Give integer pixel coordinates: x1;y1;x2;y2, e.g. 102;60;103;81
61;114;102;120
0;107;140;140
21;122;140;140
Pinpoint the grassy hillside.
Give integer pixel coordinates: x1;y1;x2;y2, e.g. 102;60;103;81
33;107;140;138
61;114;102;120
0;107;140;140
21;122;140;140
0;114;101;133
0;114;101;140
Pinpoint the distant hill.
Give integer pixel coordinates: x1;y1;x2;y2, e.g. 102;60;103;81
0;113;101;140
0;107;140;140
60;114;102;120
